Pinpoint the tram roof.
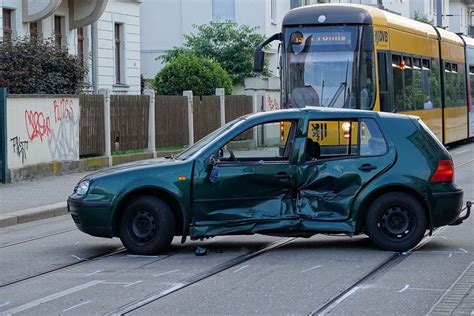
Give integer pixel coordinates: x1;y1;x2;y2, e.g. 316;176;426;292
282;4;463;43
461;35;474;48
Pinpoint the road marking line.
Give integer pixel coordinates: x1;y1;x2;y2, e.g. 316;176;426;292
454;149;469;155
124;280;143;288
103;282;130;285
71;255;83;261
2;280;104;314
0;302;10;307
318;286;362;315
406;287;446;292
460;248;469;254
84;270;103;277
233;265;250;273
302;265;322;273
439;236;448;240
449;253;453;258
398;285;409;293
62;300;92;312
126;255;162;258
470;310;474;315
154;269;180;277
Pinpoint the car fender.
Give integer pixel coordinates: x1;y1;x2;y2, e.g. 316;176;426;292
350;174;432;233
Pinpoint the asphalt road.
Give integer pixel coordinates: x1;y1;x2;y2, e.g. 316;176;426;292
0;142;473;315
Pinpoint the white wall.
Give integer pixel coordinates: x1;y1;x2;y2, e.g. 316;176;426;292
7;96;80;169
97;1;141;94
448;0;469;34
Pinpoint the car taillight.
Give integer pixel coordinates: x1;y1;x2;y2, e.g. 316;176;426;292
431;160;454;182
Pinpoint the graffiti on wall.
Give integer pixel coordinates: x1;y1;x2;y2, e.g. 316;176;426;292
10;136;29;164
7;97;80;168
266;94;280;111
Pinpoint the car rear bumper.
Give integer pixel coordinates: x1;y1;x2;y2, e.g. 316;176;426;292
431;189;464;227
68;197;114;238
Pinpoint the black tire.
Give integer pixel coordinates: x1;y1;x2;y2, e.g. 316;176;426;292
119;196;175;255
365;192;427;252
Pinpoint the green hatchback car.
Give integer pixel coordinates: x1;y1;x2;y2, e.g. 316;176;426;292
68;108;469;254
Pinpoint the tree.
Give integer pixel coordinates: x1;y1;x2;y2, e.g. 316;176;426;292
0;37;86;94
154;52;232;95
413;11;434;25
159;21;271;85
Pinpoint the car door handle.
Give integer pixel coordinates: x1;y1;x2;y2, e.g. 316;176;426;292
275;172;292;180
358;164;377;172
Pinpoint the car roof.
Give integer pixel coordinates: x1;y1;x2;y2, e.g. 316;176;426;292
242;107;394;120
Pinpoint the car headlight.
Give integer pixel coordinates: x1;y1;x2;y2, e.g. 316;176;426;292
75;181;90;195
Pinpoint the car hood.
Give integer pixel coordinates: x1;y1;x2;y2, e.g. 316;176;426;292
80;157;182;182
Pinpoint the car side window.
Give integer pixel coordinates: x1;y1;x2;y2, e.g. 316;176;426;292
220;120;296;162
360;118;387;156
305;119;359;160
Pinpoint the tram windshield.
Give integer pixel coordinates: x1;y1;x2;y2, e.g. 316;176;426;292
283;25;375;110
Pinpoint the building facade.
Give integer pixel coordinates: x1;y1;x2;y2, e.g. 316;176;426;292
0;0;142;94
140;0;291;79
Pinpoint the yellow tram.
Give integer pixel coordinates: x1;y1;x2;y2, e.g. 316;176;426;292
254;4;474;145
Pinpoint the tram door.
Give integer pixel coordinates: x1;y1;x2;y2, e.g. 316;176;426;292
377;52;392;112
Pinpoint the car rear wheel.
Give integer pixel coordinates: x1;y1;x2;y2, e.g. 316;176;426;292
365;192;427;252
119;196;175;255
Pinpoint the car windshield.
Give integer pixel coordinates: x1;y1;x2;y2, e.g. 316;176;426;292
176;117;243;160
283;25;375;110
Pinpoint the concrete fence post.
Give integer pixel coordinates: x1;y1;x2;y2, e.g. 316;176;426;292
245;90;258;148
144;88;156;158
99;89;112;167
215;88;225;126
183;90;194;146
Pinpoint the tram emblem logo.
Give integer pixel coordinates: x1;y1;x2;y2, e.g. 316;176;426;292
311;123;328;141
375;30;389;45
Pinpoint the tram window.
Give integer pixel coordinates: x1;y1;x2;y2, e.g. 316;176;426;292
413;63;424;109
392;55;401;67
403;56;412;68
392;54;404;112
413;58;421;69
444;63;465;108
445;62;451;72
452;63;458;73
430;58;442;108
403;57;414;111
422;59;431;70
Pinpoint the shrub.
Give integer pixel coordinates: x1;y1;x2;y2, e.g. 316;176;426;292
154;53;232;95
0;37;86;94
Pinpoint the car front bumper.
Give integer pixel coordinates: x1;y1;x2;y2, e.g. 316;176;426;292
68;197;114;238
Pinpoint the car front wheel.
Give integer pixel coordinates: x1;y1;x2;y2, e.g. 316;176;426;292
365;192;427;252
119;196;175;255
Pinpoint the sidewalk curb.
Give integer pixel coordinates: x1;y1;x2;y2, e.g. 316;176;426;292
0;202;68;229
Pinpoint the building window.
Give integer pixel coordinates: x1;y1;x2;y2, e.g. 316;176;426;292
54;16;63;47
77;27;84;67
212;0;235;21
29;22;38;39
3;9;13;41
271;0;277;24
114;23;124;84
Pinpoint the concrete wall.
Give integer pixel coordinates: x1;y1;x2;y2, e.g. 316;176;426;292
140;0;290;79
7;96;80;169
